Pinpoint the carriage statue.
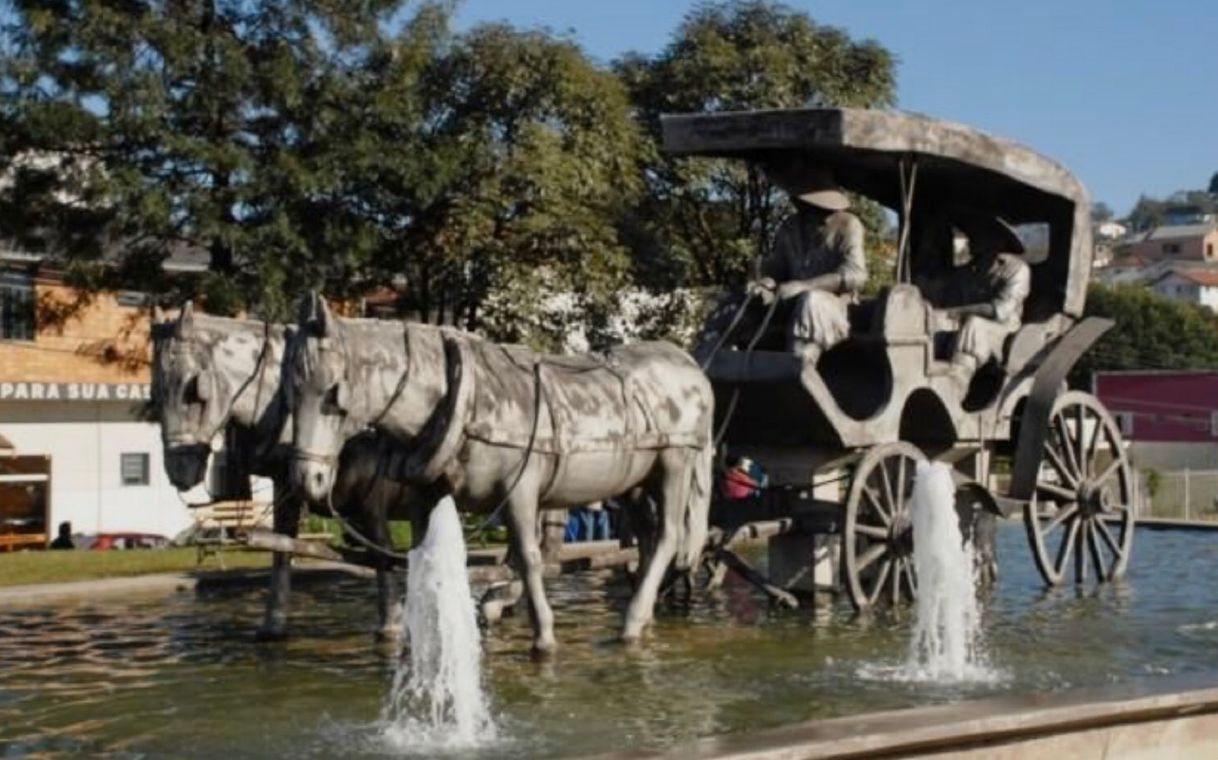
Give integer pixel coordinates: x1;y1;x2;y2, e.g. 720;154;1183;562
152;106;1135;648
665;107;1135;610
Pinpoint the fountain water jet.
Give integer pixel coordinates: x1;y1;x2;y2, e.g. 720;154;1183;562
381;496;498;751
903;461;994;683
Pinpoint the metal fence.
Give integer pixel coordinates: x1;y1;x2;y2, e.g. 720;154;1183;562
1138;468;1218;522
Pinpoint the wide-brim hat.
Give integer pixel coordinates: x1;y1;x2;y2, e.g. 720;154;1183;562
768;163;850;211
960;215;1026;255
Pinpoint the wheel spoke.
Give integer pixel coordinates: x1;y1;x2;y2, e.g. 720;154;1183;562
897;455;907;515
863;485;891;526
1074;404;1088;476
1075;520;1089;583
1086;520;1106;580
855;523;888;540
1084;410;1102;479
868;559;892;605
878;461;897;520
1094;457;1123;488
1054;413;1082;480
902;560;917;600
856;541;889;573
1037;481;1076;503
1094;517;1123;558
1043;443;1078;488
1054;515;1081;577
891;558;901;605
1041;503;1078;534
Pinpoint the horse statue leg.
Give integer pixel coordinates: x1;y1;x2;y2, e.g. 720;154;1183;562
502;468;557;657
257;479;300;642
367;486;405;642
623;448;711;643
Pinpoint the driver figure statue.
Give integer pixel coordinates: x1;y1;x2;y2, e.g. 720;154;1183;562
749;163;867;363
938;217;1031;395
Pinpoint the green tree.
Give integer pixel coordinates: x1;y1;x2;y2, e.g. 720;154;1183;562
617;0;897;291
1072;284;1218;386
352;23;644;347
1090;201;1114;223
1208;171;1218;195
0;0;417;317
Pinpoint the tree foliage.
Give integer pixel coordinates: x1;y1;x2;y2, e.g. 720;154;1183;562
0;0;409;317
617;0;897;291
1209;171;1218;196
1;0;897;348
369;23;644;343
1072;284;1218;386
1090;201;1113;223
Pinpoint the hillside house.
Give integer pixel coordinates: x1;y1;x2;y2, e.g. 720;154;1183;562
1125;222;1218;264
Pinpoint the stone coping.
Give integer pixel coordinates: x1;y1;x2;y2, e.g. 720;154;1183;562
0;561;368;607
586;675;1218;759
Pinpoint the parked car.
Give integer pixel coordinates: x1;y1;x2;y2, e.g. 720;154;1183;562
80;533;170;551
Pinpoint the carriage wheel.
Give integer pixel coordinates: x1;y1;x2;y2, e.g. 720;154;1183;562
1023;391;1135;586
843;441;926;611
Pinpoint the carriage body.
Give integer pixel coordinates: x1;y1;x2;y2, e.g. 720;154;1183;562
661;108;1135;608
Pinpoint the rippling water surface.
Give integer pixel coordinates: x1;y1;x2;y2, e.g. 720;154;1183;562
2;525;1217;759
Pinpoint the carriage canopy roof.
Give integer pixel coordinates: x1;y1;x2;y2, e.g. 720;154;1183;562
661;108;1093;316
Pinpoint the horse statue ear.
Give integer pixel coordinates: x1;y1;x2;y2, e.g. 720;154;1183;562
176;301;195;338
315;293;333;337
296;292;315;330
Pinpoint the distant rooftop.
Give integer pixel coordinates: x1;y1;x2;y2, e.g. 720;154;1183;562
1156;267;1218;287
0;238;210;274
1141;222;1218;242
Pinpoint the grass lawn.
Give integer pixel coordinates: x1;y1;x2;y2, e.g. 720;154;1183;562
0;547;273;589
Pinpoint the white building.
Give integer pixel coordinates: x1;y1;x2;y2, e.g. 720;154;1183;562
1149;268;1218;312
0;257;215;548
0;382;206;542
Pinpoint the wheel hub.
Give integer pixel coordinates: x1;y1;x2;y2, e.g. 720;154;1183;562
888;516;914;558
1077;481;1111;517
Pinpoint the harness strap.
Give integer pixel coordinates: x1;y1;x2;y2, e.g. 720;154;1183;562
293;448;338;466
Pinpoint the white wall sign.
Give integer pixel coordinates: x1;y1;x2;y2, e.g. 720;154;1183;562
0;382;151;402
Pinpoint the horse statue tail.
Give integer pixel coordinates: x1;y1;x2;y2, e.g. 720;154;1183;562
676;440;713;571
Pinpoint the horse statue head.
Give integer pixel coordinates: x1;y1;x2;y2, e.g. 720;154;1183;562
288;293;366;503
151;302;280;490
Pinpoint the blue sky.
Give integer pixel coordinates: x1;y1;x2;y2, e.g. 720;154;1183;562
457;0;1218;216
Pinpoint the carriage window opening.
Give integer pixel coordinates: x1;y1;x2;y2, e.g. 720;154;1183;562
0;271;35;341
1012;223;1051;264
121;453;150;486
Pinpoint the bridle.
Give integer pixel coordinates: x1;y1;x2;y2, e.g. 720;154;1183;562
164;320;274;452
291;321;415;469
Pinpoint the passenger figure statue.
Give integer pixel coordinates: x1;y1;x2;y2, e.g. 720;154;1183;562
934;217;1031;394
695;163;866;365
752;164;867;362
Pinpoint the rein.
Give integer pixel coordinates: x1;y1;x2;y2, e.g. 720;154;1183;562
168;320;274;452
299;325;546;564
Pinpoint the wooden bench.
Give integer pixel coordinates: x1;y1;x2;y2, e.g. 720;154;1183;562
191;500;270;567
0;532;47;552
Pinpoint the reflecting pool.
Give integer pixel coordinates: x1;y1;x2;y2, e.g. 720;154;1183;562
2;525;1217;758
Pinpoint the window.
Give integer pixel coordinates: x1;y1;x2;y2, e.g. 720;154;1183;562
0;271;35;341
1115;412;1134;437
120;453;150;486
1163;242;1181;255
1208;242;1215;259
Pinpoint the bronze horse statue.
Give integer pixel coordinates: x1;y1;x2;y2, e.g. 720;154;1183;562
151;303;427;640
286;294;713;654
